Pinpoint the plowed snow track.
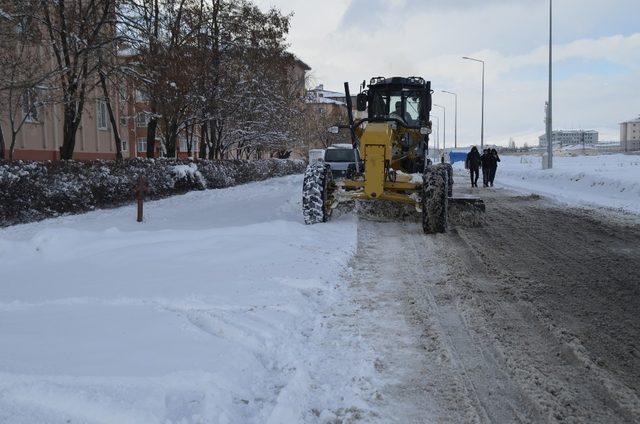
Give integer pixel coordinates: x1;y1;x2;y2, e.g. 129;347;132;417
347;177;640;423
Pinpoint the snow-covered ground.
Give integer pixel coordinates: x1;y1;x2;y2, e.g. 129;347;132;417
456;153;640;214
0;175;359;423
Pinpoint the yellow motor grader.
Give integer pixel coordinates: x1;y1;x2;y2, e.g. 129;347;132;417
302;76;482;234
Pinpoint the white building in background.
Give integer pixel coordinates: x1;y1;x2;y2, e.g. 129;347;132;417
620;116;640;152
306;85;366;119
538;130;599;147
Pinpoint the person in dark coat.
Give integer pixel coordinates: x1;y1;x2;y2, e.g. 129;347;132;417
488;148;501;186
465;146;481;187
480;149;491;187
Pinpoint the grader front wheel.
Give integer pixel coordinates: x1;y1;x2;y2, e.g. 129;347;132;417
422;165;449;234
302;162;334;225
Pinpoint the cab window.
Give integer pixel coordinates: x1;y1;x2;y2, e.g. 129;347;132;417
405;93;421;124
371;92;388;118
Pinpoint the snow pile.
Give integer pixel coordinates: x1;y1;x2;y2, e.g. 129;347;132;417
0;158;305;226
461;154;640;213
0;175;358;423
168;163;207;190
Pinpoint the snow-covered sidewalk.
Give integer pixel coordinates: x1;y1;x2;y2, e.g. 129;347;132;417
458;153;640;214
0;175;357;423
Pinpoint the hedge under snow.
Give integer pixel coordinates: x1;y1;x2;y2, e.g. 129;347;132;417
0;158;306;226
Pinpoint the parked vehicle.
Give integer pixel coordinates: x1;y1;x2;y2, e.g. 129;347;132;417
324;145;362;179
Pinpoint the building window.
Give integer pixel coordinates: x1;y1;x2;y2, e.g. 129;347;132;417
97;99;108;130
135;113;148;128
137;138;147;153
120;115;127;126
121;140;128;151
21;89;39;123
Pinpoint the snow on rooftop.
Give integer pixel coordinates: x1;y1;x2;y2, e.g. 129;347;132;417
309;85;345;98
306;96;346;106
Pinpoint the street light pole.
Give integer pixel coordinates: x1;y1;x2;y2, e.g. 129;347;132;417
441;90;458;148
462;56;485;150
432;115;440;151
546;0;554;168
434;104;446;151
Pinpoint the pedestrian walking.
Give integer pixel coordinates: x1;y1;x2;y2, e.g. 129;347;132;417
465;146;481;187
480;149;491;187
488;148;501;187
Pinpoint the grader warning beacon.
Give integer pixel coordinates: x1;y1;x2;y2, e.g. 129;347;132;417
302;76;483;234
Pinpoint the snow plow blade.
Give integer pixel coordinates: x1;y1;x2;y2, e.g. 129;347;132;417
448;197;486;227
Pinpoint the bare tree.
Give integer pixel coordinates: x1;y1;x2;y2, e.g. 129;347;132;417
39;0;116;159
118;0;303;161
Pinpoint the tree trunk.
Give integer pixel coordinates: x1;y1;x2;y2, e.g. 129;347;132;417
0;125;5;161
199;120;207;159
99;72;123;161
60;106;80;160
208;119;216;160
165;119;179;158
146;116;157;158
186;125;193;158
9;132;18;161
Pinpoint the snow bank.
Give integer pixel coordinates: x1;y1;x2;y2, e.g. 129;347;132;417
0;158;305;227
465;154;640;213
0;175;358;423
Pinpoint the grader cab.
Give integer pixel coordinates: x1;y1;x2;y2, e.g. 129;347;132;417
303;76;479;234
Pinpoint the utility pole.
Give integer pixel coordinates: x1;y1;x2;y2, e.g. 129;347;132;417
441;90;458;148
434;104;446;151
462;56;485;150
546;0;554;168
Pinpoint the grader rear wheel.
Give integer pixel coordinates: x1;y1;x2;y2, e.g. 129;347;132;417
422;165;448;234
441;163;454;197
302;162;334;225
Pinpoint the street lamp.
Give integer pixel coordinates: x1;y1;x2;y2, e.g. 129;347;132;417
432;115;440;151
546;0;554;169
462;56;485;150
433;104;446;151
441;90;458;149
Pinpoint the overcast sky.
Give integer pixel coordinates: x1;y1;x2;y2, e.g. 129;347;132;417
255;0;640;146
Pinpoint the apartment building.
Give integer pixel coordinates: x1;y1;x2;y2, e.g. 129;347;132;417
538;130;599;147
620;116;640;152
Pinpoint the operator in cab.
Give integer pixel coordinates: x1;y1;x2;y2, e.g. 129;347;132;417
390;101;413;124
